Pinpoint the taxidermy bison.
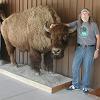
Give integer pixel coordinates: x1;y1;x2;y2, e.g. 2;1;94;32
1;6;75;74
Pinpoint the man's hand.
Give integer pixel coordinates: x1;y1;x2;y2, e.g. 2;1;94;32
94;49;99;59
64;23;70;27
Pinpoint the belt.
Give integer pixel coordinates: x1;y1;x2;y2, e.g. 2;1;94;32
77;44;95;47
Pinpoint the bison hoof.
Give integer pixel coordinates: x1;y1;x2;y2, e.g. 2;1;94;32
11;63;18;67
35;72;40;76
35;69;41;75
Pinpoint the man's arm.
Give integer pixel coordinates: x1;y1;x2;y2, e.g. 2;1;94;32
64;20;77;28
94;34;100;59
96;34;100;50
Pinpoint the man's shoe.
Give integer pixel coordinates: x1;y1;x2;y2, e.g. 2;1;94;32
67;85;80;90
83;88;89;93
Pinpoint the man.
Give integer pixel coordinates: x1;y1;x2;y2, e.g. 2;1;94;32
66;8;100;93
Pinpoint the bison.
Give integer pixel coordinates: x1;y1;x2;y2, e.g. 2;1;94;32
1;6;75;74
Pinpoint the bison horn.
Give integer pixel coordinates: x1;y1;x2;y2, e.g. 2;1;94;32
44;21;50;33
50;24;57;28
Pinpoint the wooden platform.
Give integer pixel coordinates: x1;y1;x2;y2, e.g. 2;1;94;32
89;88;100;97
0;64;72;93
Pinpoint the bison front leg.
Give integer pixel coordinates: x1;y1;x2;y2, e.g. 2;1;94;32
4;40;17;66
44;51;53;72
29;49;41;74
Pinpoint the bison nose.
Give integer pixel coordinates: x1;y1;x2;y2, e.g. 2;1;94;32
52;48;61;55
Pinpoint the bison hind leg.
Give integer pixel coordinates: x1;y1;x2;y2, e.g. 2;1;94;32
4;40;17;66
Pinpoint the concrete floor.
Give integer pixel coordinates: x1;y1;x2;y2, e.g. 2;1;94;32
0;74;100;100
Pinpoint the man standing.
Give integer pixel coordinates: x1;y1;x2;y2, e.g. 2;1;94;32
66;8;100;93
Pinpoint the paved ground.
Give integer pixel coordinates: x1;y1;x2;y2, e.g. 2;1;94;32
0;73;99;100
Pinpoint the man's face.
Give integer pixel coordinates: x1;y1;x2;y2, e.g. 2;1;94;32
81;11;90;22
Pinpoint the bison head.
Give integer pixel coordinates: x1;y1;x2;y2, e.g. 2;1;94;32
44;22;76;59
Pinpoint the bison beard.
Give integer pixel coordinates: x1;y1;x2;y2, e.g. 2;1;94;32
1;6;62;74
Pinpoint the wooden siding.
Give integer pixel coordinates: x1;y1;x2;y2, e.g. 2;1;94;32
0;0;100;88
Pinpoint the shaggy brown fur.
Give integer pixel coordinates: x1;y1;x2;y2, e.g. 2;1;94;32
1;6;61;73
1;6;61;51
